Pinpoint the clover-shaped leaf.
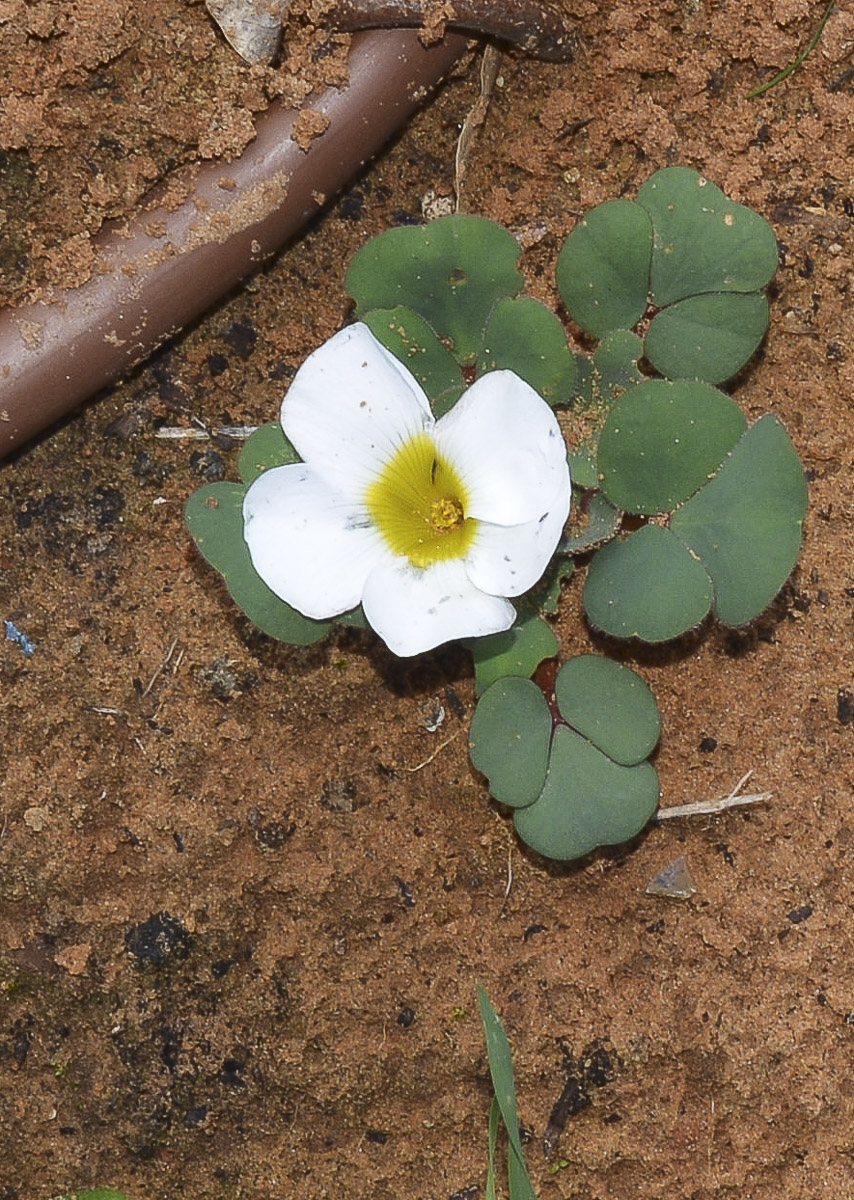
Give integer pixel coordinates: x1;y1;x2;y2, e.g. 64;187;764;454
477;296;576;405
554;654;661;764
556;199;653;338
592;330;645;402
464;606;559;697
636;166;779;307
469;676;552;807
185;482;331;646
361;306;465;416
583;523;714;641
238;421;299;484
583;415;807;640
643;292;771;384
346;214;523;363
513;727;660;861
671;413;808;625
558;167;779;385
638;168;778;381
567;443;599;491
469;656;661;860
597;379;747;514
564;332;645;484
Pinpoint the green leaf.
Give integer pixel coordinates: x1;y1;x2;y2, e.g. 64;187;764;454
567;445;599;491
476;985;538;1200
597;379;747;514
592;330;645;402
570;351;595;406
560;491;621;555
585;418;807;638
469;654;663;860
508;1142;540;1200
46;1192;128;1200
637;167;779;307
360;305;465;414
336;606;369;629
556;199;653;337
485;1095;500;1200
562;336;641;489
526;557;575;615
554;655;661;765
513;726;660;860
238;421;299;484
671;414;808;626
468;677;552;808
346;215;523;362
644;292;770;384
583;523;713;641
464;609;559;696
185;482;331;646
478;296;576;405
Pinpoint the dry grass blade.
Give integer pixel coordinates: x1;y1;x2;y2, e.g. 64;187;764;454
657;770;773;820
455;45;501;210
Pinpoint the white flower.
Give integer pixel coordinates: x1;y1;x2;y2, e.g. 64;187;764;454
243;322;571;657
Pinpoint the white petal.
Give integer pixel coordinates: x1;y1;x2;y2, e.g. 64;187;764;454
433;370;570;526
361;558;516;656
281;323;434;498
243;463;384;618
465;475;571;597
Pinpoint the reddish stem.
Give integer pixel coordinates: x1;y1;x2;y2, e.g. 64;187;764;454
533;656;563;725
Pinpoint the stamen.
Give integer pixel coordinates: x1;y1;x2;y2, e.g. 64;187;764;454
365;432;477;568
430;497;464;532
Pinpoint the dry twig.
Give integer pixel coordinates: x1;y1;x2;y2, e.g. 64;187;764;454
656;770;772;821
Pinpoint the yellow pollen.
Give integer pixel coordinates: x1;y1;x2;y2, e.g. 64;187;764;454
430;497;464;532
365;432;477;569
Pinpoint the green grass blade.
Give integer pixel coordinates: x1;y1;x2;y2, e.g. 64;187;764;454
745;1;833;97
508;1142;540;1200
477;984;525;1159
485;1095;500;1200
46;1192;128;1200
477;984;539;1199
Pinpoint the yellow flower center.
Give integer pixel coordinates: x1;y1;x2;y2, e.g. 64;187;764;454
365;432;477;568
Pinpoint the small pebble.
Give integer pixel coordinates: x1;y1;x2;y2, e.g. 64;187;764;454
787;903;813;925
646;855;697;900
24;806;49;831
125;911;191;967
418;698;445;732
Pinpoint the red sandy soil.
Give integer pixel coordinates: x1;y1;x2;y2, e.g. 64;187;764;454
1;2;854;1197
